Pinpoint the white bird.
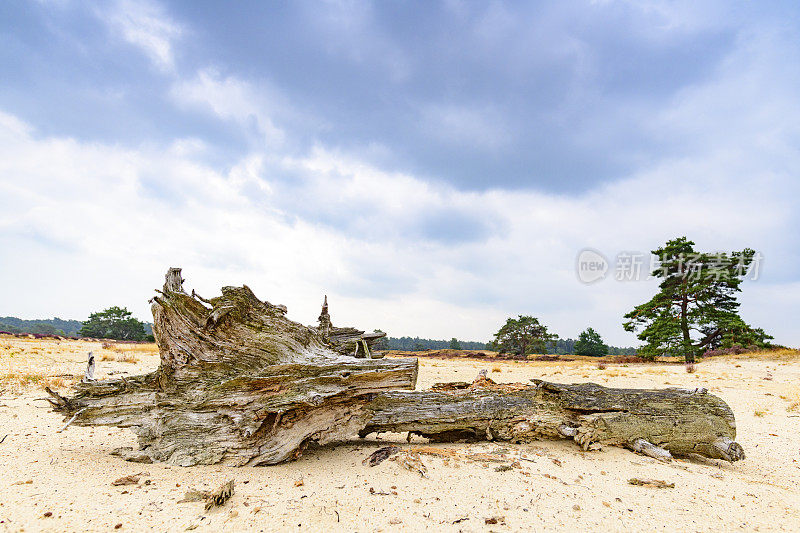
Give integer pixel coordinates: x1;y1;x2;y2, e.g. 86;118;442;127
83;351;95;382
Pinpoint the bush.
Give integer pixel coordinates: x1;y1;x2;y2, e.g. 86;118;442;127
609;355;645;364
703;344;751;357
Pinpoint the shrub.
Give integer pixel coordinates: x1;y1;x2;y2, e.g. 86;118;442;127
609;355;645;364
118;352;139;364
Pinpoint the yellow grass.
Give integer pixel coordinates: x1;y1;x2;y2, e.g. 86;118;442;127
115;343;159;354
0;371;71;394
0;335;157;393
118;352;139;364
729;348;800;361
780;387;800;412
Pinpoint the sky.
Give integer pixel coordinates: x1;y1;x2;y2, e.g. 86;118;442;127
1;0;798;346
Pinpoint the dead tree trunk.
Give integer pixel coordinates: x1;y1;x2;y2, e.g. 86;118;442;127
362;376;743;462
46;269;744;466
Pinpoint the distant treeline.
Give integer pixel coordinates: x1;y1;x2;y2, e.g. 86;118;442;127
549;338;638;356
0;316;153;337
381;336;488;351
380;335;637;356
1;316;638;355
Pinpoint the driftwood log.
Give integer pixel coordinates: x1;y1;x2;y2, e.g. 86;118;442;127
47;269;744;466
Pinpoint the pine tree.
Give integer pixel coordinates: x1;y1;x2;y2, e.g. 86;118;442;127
79;306;147;341
574;328;608;357
493;316;557;358
623;237;771;362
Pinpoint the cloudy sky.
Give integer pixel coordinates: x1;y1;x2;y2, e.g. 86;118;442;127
1;0;798;346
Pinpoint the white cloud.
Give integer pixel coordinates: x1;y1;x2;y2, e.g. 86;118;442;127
3;1;800;350
170;69;286;146
0;115;341;328
0;105;798;347
99;0;182;71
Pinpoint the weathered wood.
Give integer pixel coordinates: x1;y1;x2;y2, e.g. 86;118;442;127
47;269;417;466
361;376;744;462
318;295;385;358
47;269;745;466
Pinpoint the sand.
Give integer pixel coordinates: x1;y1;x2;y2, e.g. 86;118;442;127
1;337;799;532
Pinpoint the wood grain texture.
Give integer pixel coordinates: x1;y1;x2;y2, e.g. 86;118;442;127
362;376;744;462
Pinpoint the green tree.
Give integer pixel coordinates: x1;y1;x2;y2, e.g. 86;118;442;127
623;237;771;362
0;322;22;334
29;322;59;335
493;315;557;358
372;329;390;351
574;328;608;357
79;306;148;341
449;337;462;350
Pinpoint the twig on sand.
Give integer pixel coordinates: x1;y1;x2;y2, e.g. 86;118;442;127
628;478;675;488
56;407;87;433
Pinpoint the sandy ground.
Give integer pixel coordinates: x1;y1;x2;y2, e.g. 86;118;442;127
1;337;800;532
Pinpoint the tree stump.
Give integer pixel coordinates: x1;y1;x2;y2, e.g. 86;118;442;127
47;269;744;466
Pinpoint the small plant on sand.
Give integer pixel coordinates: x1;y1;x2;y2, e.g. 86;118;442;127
100;353;116;362
491;365;502;373
118;352;139;364
781;388;800;412
685;362;696;373
597;361;607;370
753;409;767;417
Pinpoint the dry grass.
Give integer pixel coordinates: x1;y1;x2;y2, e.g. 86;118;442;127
0;336;157;393
596;362;607;370
728;348;800;362
753;409;767;418
779;387;800;412
0;371;73;394
116;343;159;354
685;362;696;373
491;365;502;373
117;352;139;364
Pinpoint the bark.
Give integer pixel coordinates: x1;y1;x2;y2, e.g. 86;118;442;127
362;376;743;462
47;269;744;466
681;284;694;363
48;269;417;466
